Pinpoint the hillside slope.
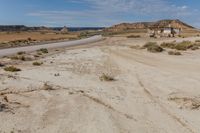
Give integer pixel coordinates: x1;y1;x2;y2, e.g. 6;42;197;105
105;19;195;32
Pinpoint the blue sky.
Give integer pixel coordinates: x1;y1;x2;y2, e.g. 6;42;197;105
0;0;200;27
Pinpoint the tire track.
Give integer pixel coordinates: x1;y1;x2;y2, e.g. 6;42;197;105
135;73;195;133
111;49;196;133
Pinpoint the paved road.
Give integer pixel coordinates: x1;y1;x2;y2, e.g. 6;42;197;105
0;35;103;57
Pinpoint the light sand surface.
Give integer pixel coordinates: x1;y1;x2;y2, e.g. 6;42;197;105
0;37;200;133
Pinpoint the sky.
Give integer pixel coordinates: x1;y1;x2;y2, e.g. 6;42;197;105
0;0;200;27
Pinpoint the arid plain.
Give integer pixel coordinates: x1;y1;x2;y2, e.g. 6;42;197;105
0;35;200;133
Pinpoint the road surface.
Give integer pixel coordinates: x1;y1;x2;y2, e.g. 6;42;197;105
0;35;103;57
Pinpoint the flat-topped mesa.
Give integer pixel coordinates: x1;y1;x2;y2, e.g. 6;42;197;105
105;19;196;32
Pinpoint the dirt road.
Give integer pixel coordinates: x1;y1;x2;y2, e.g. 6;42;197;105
0;35;103;57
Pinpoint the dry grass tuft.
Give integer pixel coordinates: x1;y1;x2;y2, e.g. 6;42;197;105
129;45;141;50
17;51;26;55
127;35;141;38
0;63;5;67
168;51;182;55
174;41;193;50
4;66;21;72
32;61;43;66
99;73;115;81
143;42;164;53
161;41;200;51
37;48;48;54
42;83;55;90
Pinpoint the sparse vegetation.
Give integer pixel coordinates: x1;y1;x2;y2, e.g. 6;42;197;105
195;40;200;43
99;73;115;81
129;45;141;49
0;102;8;112
168;51;182;55
161;41;200;51
4;66;21;72
127;35;141;38
191;46;199;50
143;42;164;53
17;51;26;55
161;42;176;49
37;48;48;54
0;63;5;67
42;83;54;90
174;41;193;50
32;61;43;66
10;55;32;61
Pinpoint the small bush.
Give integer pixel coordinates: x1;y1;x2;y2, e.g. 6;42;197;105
42;83;54;90
161;41;195;51
10;56;19;60
143;42;163;53
160;42;176;49
99;73;115;81
127;35;141;38
168;51;182;55
34;55;40;58
17;51;26;55
27;37;32;41
4;66;21;72
0;63;5;67
195;40;200;43
37;48;48;54
32;62;43;66
129;45;141;49
10;55;27;61
143;42;157;48
191;46;199;50
174;41;193;51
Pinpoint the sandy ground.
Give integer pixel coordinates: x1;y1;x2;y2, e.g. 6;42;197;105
0;36;200;133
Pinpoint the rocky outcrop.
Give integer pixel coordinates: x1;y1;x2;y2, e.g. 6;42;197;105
60;26;69;34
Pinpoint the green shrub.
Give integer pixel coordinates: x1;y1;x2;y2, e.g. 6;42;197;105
33;61;43;66
17;51;26;55
143;42;157;48
168;51;182;55
191;46;199;50
174;41;193;51
160;42;176;49
10;55;27;61
37;48;48;54
4;66;21;72
161;41;195;51
127;35;141;38
143;42;163;53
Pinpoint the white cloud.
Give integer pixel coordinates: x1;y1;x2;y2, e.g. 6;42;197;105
27;0;200;27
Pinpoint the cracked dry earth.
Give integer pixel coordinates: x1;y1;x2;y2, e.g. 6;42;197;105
1;37;200;133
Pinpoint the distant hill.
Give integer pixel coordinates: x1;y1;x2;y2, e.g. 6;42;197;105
0;25;105;32
0;25;51;32
105;19;196;32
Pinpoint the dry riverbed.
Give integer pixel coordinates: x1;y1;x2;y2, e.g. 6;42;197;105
0;37;200;133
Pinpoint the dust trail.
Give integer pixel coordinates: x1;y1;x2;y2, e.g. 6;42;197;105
135;72;196;133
